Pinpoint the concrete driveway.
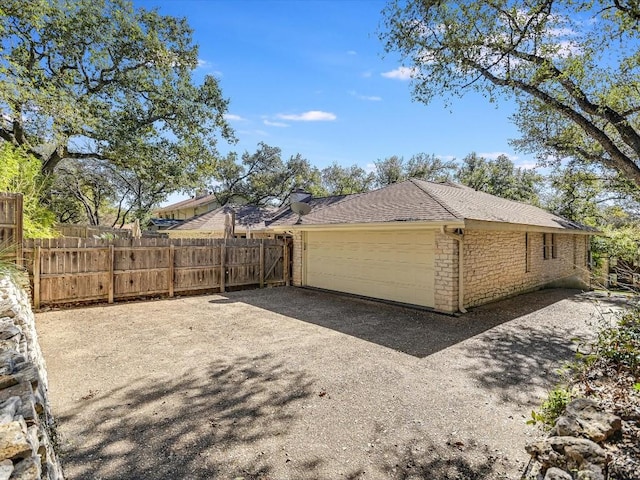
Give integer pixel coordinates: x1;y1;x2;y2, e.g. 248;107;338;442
35;287;615;479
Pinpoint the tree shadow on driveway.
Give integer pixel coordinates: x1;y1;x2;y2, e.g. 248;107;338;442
209;287;586;358
57;353;314;480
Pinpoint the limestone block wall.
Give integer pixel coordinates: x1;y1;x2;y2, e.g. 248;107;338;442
434;232;459;313
463;229;590;308
291;232;304;287
0;275;63;479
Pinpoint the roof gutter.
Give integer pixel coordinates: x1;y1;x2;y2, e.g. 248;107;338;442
441;225;467;314
268;220;465;232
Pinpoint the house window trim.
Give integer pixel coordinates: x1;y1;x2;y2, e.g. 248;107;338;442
543;233;557;260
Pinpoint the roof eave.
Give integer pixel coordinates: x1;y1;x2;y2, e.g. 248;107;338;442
464;219;600;235
266;219;466;231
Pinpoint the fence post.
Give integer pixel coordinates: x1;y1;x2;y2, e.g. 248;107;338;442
283;239;289;286
108;245;114;303
33;246;40;309
220;242;226;293
259;239;265;288
168;244;175;297
15;194;23;267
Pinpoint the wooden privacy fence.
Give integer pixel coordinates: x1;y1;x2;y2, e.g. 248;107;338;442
56;224;132;239
0;193;23;266
23;237;289;308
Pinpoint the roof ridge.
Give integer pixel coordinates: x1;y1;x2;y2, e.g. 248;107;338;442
266;193;357;225
409;179;464;220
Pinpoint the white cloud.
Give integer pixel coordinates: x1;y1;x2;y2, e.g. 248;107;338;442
479;151;519;161
197;59;223;76
348;90;382;101
238;129;269;137
361;71;372;78
365;163;376;174
224;113;245;122
381;66;417;80
347;50;357;55
276;110;337;121
555;40;583;58
263;119;289;127
516;161;538;169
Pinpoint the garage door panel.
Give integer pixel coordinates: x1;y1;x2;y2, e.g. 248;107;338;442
305;230;435;308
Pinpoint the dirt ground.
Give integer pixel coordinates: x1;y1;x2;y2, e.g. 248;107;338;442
35;287;620;480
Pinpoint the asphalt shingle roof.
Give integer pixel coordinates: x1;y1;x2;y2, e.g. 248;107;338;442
282;181;460;226
413;180;593;230
171;204;275;232
268;180;594;231
266;195;352;227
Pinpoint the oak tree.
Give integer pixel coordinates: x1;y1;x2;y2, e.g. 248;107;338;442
0;0;233;204
381;0;640;188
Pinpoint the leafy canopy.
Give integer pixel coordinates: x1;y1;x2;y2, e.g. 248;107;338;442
210;143;323;207
0;143;55;238
381;0;640;188
455;153;542;203
0;0;233;204
374;153;457;186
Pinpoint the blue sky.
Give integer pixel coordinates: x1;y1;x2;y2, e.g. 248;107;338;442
134;0;534;203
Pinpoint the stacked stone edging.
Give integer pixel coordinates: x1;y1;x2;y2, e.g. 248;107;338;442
0;275;63;480
525;398;622;480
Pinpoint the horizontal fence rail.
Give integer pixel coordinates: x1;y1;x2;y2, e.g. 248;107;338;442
23;237;289;308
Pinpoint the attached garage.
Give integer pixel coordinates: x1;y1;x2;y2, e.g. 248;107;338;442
304;229;436;308
266;179;594;313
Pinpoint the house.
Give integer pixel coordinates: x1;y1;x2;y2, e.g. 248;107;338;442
264;179;595;313
154;192;220;221
146;218;184;232
167;204;276;238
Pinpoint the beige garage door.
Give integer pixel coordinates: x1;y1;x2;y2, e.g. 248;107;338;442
305;230;435;307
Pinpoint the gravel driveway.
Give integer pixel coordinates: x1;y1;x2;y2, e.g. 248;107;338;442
35;287;616;479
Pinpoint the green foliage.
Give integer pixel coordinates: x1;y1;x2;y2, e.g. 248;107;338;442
527;387;574;429
530;306;640;431
321;163;375;195
455;153;543;203
0;143;55;238
592;309;640;375
380;0;640;188
210;143;323;207
591;224;640;266
374;153;457;187
0;0;233;221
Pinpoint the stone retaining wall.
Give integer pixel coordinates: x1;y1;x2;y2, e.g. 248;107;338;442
525;398;622;480
0;275;63;479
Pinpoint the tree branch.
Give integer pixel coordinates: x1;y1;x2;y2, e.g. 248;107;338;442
467;58;640;185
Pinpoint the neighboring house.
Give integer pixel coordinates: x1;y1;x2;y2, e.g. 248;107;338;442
264;179;595;313
167;204;276;238
146;218;184;232
154;192;221;221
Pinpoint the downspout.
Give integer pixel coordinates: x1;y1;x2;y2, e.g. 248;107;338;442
441;226;467;313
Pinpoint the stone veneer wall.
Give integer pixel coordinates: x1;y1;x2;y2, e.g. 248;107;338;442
433;232;459;313
291;232;304;287
0;275;63;479
463;230;590;308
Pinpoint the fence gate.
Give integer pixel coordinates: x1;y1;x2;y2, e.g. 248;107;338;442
0;193;23;266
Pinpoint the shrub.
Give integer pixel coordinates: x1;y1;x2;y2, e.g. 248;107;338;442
0;143;56;238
